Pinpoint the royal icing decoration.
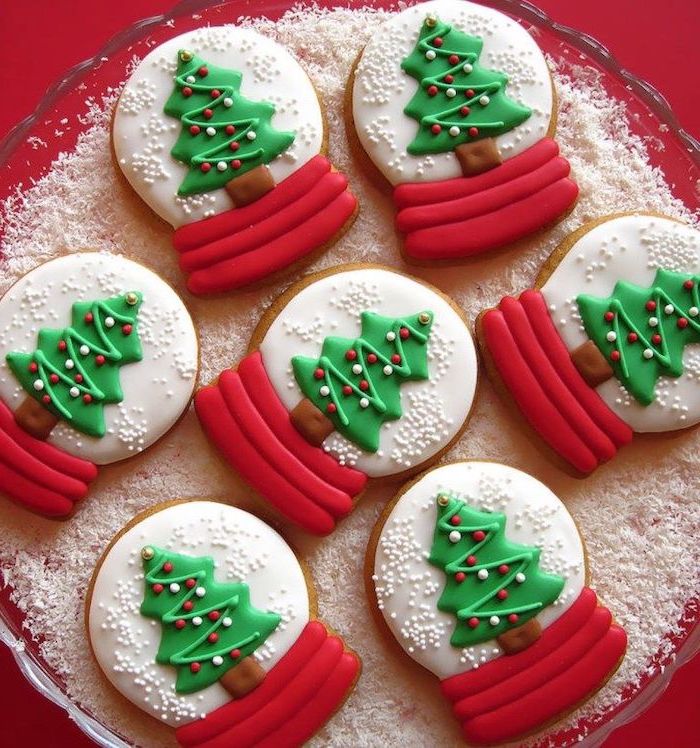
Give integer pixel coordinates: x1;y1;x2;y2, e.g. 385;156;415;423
370;462;626;745
195;267;477;535
0;253;198;465
352;0;577;261
88;501;359;746
115;27;356;294
479;215;700;475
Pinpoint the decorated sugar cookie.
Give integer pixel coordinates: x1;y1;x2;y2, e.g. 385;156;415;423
114;25;357;294
195;265;478;535
477;214;700;474
351;0;577;261
87;500;359;746
368;462;626;745
0;253;198;517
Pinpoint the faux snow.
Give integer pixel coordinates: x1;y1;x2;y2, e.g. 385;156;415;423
0;5;698;748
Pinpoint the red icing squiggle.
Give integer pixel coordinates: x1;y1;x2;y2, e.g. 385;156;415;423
195;353;366;535
479;290;632;473
172;156;357;295
393;137;578;260
0;398;97;517
176;621;359;748
441;587;627;746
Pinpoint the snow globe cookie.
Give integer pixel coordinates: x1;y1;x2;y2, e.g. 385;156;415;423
368;461;626;745
114;25;357;294
86;500;359;747
478;214;700;474
351;0;577;261
195;265;478;535
0;253;198;517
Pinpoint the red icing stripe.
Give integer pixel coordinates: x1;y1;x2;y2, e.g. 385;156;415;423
186;190;357;294
173;156;332;252
454;606;613;720
519;290;633;448
0;399;97;484
194;384;336;535
396;155;571;233
393;137;560;209
0;398;96;517
403;177;578;259
237;352;367;497
462;625;627;745
253;652;359;748
441;587;598;700
177;621;327;746
180;170;349;272
498;295;617;464
480;307;599;473
217;370;353;518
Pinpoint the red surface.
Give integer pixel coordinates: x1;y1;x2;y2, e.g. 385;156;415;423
0;1;697;747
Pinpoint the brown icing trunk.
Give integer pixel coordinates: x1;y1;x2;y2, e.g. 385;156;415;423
290;397;335;446
225;164;276;207
496;618;542;655
219;655;266;698
14;396;58;440
455;137;502;176
570;340;615;388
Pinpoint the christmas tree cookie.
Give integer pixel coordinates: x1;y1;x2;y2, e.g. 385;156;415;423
368;461;626;745
195;265;478;535
113;26;357;294
87;500;359;746
351;0;577;261
0;253;198;517
477;214;700;474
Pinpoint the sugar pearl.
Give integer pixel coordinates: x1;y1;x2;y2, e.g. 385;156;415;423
477;569;489;580
104;316;115;328
212;656;223;666
206;127;216;137
643;348;654;359
648;317;658;327
383;365;393;375
386;331;396;342
195;587;206;598
664;304;675;314
425;50;436;60
689;306;699;317
192;616;203;626
65;359;74;369
186;75;196;84
319;385;330;397
360;397;369;408
479;95;490;106
449;530;461;543
449;126;460;136
446;88;456;98
489;616;500;626
33;379;44;391
169;583;180;593
463;63;473;73
69;386;79;397
247;131;257;140
606;331;617;342
216;161;227;172
80;344;90;355
515;572;526;583
222;617;232;627
352;364;362;375
223;97;233;107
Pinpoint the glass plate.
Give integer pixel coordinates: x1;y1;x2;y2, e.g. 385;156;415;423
0;1;698;746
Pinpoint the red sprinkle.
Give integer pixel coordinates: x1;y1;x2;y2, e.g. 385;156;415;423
175;619;186;630
450;515;461;526
190;125;200;135
433;37;443;47
498;565;510;575
75;374;84;384
342;385;353;396
326;403;337;414
391;354;401;364
211;89;221;98
448;54;459;65
201;163;211;172
455;572;466;583
468;617;479;629
367;353;378;364
684;279;694;290
28;362;38;372
508;614;519;624
466;89;475;97
678;317;689;329
163;562;173;573
604;311;615;322
208;632;219;643
190;662;201;673
42;395;51;404
182;87;193;97
229;141;240;151
467;555;477;566
83;394;92;404
231;159;242;170
50;374;59;384
122;324;132;336
95;355;106;366
610;350;621;362
183;601;194;611
198;66;209;77
84;312;94;324
359;380;369;391
468;127;479;137
345;349;357;361
497;589;509;600
427;85;438;96
230;649;241;659
152;584;164;594
314;368;325;379
444;74;454;83
652;334;662;345
431;124;442;134
646;300;657;311
203;108;213;119
225;125;236;135
472;530;486;542
208;611;220;620
186;578;196;588
627;332;638;343
58;340;67;351
399;327;410;340
460;106;470;116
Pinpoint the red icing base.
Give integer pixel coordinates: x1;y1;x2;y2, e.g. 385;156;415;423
194;352;367;535
176;621;359;748
393;138;578;260
172;156;357;295
0;398;97;517
480;289;633;474
441;587;627;745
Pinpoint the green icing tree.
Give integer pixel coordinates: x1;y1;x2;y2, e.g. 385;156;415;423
292;311;433;452
164;50;295;196
6;293;143;438
401;15;531;156
577;269;700;405
140;546;281;695
428;494;564;649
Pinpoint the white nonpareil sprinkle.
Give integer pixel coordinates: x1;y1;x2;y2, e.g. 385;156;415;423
0;6;697;748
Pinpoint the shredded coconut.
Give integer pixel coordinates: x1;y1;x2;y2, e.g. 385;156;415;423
0;5;698;748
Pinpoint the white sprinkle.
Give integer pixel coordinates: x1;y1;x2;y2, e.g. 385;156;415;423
606;331;617;342
195;587;206;598
689;306;699;317
222;617;232;627
383;365;393;375
206;126;216;137
360;397;369;408
223;97;233;107
65;359;74;369
185;75;196;84
216;161;227;172
246;131;257;141
643;348;654;359
489;616;500;626
319;385;330;396
69;386;79;398
169;583;180;593
386;331;396;342
479;95;490;106
664;303;675;314
33;379;44;391
192;616;203;626
352;363;362;375
648;317;658;327
425;50;436;60
212;656;223;666
515;572;526;583
477;569;489;580
448;530;461;543
104;316;115;328
446;88;456;98
80;344;90;355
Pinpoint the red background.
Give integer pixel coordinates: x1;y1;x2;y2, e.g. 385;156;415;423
0;1;697;746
